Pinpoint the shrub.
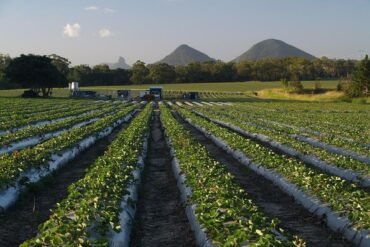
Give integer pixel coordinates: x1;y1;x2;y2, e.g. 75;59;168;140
343;78;363;97
313;82;322;94
336;83;343;91
352;98;367;104
289;80;304;94
281;78;289;89
345;55;370;97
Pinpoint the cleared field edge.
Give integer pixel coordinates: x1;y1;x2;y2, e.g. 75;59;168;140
0;109;138;211
178;111;370;247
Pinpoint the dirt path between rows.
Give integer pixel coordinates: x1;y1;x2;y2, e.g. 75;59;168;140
174;111;352;247
0;120;131;247
130;108;196;247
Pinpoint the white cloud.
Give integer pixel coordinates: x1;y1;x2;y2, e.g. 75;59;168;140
63;23;80;38
85;6;98;11
104;8;115;13
99;28;112;38
85;6;114;13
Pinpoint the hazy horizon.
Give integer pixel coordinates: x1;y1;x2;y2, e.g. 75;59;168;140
1;0;369;66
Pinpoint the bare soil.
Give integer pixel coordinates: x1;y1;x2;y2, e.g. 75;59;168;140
0;121;130;247
174;111;353;247
130;109;196;247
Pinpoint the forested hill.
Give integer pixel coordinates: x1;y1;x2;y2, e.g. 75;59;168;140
234;39;316;62
158;44;215;66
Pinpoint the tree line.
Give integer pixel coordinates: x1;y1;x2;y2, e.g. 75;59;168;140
0;53;369;97
65;56;361;87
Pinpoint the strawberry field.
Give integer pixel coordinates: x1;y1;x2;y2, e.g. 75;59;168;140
0;98;369;247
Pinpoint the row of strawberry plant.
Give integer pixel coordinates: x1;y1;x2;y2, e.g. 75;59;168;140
21;104;152;246
160;104;303;246
0;104;138;191
175;107;370;233
0;104;69;120
223;101;370;113
226;103;370;157
201;102;369;147
0;98;87;117
0;103;126;148
226;103;370;154
195;107;370;179
0;102;107;131
0;98;100;119
257;111;370;156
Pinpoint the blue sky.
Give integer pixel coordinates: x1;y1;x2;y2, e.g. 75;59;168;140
0;0;369;65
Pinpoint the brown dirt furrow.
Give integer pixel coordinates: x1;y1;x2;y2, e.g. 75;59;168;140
174;110;352;247
130;108;196;247
0;121;130;247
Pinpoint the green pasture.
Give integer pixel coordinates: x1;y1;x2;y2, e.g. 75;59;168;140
83;80;339;92
2;80;367;104
0;80;340;98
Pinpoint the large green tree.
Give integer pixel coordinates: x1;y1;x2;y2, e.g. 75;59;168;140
347;55;370;97
68;64;92;82
93;64;110;73
148;63;176;84
175;62;207;83
0;54;12;86
210;61;236;82
235;61;253;81
48;54;71;78
130;60;149;84
6;54;66;97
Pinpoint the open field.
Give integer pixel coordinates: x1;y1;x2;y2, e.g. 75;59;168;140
0;80;339;97
0;97;369;246
83;80;339;92
0;88;71;98
1;80;369;104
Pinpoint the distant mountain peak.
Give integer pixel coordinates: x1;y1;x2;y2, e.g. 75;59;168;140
178;44;190;48
106;56;131;69
158;44;215;66
234;39;316;62
117;56;126;63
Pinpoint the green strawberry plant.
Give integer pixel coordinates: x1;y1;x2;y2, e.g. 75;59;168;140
21;104;152;246
160;104;304;247
176;106;370;230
